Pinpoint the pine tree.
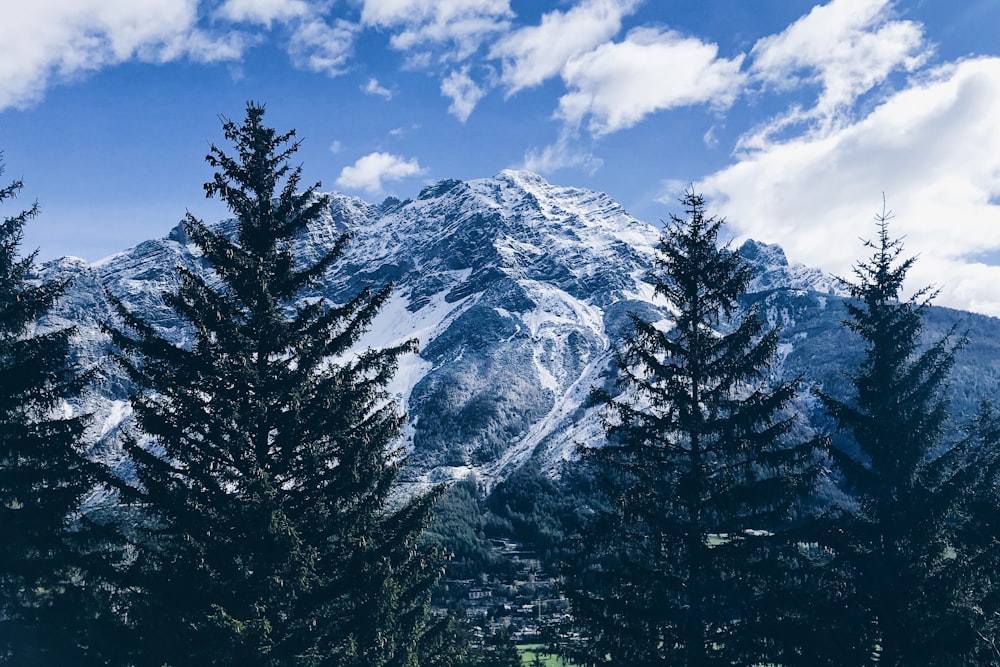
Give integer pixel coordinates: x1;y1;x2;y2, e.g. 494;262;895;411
106;104;444;666
817;209;978;665
953;403;1000;665
469;628;521;667
567;192;822;665
0;160;92;664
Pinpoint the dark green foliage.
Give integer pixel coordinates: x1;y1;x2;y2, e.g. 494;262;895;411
487;464;597;570
567;192;822;665
414;611;474;667
816;211;990;665
409;614;514;667
467;628;522;667
424;461;599;580
424;476;504;580
951;403;1000;664
0;161;92;664
106;104;444;666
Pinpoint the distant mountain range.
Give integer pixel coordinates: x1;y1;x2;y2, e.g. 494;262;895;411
34;170;1000;489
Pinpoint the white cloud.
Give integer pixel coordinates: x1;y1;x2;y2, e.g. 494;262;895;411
700;57;1000;316
360;0;512;59
217;0;310;26
557;27;746;136
218;1;359;78
655;179;692;205
0;0;361;107
363;77;393;100
744;0;927;148
158;27;252;63
329;139;343;153
0;0;247;110
490;0;639;94
522;128;603;175
440;68;485;122
336;151;426;193
703;125;720;149
287;18;358;76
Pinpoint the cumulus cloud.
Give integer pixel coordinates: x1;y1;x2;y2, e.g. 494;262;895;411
743;0;927;148
363;77;393;100
0;1;247;110
490;0;639;94
217;0;310;26
557;27;746;136
700;57;1000;316
360;0;512;59
440;68;485;121
336;151;426;193
0;0;364;109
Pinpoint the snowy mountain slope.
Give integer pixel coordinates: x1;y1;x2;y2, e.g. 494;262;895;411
35;170;1000;489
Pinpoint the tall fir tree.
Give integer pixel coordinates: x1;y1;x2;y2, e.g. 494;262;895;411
106;104;444;667
0;161;92;664
566;192;822;666
816;210;981;665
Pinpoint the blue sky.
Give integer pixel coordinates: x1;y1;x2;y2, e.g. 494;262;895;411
2;0;1000;315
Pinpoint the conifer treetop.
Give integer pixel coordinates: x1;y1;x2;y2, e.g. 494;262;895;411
187;102;341;303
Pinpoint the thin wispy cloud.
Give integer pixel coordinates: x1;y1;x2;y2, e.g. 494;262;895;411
743;0;927;149
217;0;311;26
360;0;513;59
286;18;358;76
522;128;603;176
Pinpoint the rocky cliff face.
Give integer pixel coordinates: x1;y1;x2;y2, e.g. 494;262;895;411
36;170;1000;488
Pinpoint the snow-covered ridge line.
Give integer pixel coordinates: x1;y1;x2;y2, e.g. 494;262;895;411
37;170;847;487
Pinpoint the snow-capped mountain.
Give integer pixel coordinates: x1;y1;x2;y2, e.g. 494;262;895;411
36;170;1000;488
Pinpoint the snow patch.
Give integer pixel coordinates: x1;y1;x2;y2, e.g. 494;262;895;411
100;400;132;438
533;347;560;392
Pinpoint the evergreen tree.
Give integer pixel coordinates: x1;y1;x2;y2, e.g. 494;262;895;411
817;210;979;665
468;628;521;667
566;192;822;665
107;104;443;666
0;160;92;664
953;403;1000;665
413;611;473;667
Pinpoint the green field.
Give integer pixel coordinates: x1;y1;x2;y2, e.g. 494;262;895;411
517;644;579;666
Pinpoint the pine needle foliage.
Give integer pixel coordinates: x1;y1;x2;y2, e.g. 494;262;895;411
106;104;443;667
816;210;982;665
567;192;823;666
0;160;93;665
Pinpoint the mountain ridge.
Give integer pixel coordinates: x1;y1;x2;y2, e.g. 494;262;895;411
33;170;999;489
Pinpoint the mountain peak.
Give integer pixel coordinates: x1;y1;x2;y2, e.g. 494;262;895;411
39;170;869;487
739;239;788;267
739;238;840;294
